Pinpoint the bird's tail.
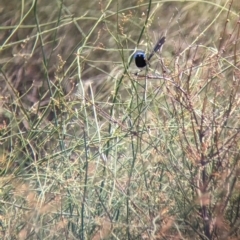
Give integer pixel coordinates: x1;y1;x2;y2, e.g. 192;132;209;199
147;36;166;61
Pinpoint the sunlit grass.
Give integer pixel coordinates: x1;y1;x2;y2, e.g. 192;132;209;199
0;0;240;239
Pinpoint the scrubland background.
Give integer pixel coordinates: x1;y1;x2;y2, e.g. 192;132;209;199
0;0;240;239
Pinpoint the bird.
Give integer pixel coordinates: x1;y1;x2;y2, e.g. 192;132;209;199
134;36;166;68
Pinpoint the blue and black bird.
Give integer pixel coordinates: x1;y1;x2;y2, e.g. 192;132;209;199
134;36;166;68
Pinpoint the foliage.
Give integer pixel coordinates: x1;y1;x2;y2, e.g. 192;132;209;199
0;0;240;239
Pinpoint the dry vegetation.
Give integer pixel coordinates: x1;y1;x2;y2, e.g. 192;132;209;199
0;0;240;239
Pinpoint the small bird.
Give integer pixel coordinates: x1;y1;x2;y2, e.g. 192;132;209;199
134;36;166;68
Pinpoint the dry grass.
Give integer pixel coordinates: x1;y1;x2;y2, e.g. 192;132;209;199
0;0;240;239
